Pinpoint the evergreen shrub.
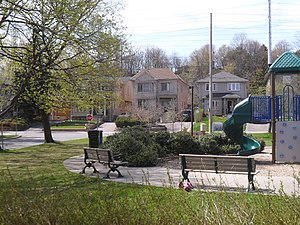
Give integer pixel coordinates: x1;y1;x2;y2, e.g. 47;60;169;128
105;126;157;166
114;117;141;128
105;127;263;167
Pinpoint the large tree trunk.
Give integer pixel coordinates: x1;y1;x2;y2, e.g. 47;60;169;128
41;110;55;143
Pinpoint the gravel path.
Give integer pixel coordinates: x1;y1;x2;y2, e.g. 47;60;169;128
160;147;300;178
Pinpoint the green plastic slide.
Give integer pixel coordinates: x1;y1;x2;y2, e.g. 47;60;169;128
223;96;261;156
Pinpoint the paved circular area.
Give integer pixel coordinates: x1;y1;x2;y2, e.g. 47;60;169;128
63;152;300;196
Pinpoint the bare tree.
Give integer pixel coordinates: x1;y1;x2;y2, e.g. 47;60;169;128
188;44;212;82
215;44;233;70
132;101;164;126
121;46;144;76
169;52;187;73
143;46;170;69
272;40;292;62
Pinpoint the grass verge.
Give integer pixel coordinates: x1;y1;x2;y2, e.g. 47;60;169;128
0;139;299;224
250;133;272;146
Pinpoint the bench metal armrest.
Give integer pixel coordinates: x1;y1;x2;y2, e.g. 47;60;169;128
113;153;123;160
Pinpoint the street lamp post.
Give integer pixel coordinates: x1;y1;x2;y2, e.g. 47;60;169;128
189;86;194;136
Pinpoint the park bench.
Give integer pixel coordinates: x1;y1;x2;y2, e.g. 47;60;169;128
81;147;128;178
179;154;258;191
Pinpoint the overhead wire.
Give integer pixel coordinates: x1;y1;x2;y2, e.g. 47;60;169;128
123;1;300;56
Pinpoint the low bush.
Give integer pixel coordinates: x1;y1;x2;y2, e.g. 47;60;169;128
55;120;96;126
105;127;263;166
152;131;172;156
0;117;29;131
199;133;240;155
169;131;201;154
126;144;159;167
105;126;157;166
115;117;141;128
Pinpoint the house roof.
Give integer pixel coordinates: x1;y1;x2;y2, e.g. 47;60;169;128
197;71;248;83
203;93;241;99
130;68;184;81
268;51;300;73
222;93;241;99
118;77;131;83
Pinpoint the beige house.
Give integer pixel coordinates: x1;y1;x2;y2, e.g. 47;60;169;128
114;68;189;118
197;71;249;115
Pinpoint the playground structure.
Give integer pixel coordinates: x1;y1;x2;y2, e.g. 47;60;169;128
223;51;300;163
223;96;263;156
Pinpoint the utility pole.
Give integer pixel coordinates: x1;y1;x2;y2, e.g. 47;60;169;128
268;0;272;66
190;86;194;136
209;13;213;134
268;0;275;164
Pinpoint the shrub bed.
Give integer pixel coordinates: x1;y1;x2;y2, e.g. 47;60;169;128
0;118;29;131
114;117;142;128
104;126;260;167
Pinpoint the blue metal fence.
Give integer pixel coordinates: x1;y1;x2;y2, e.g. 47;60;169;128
249;94;300;122
294;95;300;121
274;85;300;121
250;96;271;123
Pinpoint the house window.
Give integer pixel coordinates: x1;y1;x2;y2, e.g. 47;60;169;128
161;82;170;91
227;83;240;91
205;83;217;91
212;100;218;110
138;99;149;108
138;83;154;92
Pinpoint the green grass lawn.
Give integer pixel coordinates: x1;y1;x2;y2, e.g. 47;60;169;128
193;116;226;132
0;134;18;139
250;133;272;146
51;125;86;129
51;120;96;129
0;139;299;224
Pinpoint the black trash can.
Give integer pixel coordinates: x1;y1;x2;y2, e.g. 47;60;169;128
88;130;103;148
99;130;103;145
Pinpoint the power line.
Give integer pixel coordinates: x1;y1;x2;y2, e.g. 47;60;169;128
123;0;300;56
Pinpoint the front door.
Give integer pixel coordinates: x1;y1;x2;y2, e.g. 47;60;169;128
227;100;233;113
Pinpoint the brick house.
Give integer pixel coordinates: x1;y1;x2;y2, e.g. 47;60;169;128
114;68;189;118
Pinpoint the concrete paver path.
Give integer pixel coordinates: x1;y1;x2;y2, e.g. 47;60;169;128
64;154;300;196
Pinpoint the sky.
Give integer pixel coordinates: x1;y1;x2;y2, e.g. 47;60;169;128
121;0;300;58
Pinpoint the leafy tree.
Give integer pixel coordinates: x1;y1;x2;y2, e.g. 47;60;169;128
0;0;125;142
220;33;268;85
248;45;268;95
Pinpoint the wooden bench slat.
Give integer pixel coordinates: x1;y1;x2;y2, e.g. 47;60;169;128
81;147;128;178
179;153;258;191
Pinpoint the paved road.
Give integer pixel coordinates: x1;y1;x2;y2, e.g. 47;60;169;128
245;123;270;133
1;127;88;150
1;122;191;150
